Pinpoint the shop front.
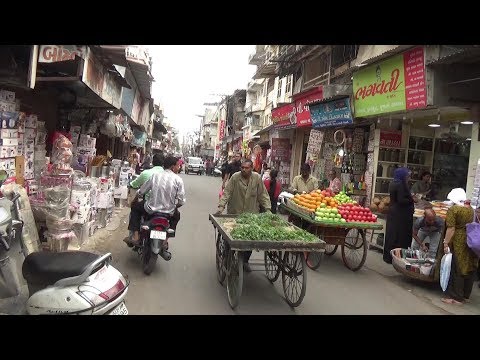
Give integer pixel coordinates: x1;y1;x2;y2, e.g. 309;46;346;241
351;45;477;258
289;86;324;180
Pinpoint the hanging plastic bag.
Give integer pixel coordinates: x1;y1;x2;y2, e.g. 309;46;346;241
440;250;452;292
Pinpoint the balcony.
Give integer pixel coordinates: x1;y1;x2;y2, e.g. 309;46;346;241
245;103;265;114
249;51;266;66
247;79;263;93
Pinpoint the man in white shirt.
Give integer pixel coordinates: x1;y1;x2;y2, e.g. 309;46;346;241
125;156;186;250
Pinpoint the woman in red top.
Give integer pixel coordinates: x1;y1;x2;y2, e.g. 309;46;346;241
264;169;282;214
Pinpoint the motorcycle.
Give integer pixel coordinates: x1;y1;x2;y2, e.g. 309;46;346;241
213;167;222;177
0;170;130;315
126;210;175;275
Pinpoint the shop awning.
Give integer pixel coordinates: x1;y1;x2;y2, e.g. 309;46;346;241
254;123;274;136
353;45;413;67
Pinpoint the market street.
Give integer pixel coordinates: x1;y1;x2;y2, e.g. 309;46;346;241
80;174;480;315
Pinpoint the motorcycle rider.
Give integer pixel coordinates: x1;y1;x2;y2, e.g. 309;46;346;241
125;156;186;258
124;153;165;242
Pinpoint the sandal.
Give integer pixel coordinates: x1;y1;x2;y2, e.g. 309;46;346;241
441;298;464;305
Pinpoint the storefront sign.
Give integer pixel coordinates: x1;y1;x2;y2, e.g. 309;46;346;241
353;46;426;117
380;130;402;148
272;104;296;129
293;87;324;127
306;129;325;154
310;98;353;128
271;138;290;161
38;45;86;63
219;120;226;140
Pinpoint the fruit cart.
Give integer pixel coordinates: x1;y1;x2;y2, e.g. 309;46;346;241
280;203;383;272
209;214;326;309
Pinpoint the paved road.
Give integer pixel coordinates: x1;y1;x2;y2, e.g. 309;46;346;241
82;173;458;315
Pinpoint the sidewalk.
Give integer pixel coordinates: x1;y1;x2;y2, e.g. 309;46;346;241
364;247;480;315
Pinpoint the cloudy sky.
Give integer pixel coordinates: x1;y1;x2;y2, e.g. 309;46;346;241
147;45;256;143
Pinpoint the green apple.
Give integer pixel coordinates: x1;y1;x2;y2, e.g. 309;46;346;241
340;218;346;223
331;208;338;214
320;203;326;208
336;214;341;219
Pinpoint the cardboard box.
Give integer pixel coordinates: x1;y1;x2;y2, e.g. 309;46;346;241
24;128;35;140
71;189;91;207
15;155;24;186
72;205;91;224
97;191;113;208
0;138;18;146
77;146;96;157
0;90;15;102
25;114;37;129
0;129;18;139
0;146;18;158
0;101;16;112
114;186;128;199
1;111;19;129
24;169;34;180
17;112;26;133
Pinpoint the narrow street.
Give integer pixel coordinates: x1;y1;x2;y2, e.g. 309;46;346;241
81;174;479;315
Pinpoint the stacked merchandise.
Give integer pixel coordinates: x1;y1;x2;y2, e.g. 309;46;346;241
96;176;115;228
70;174;98;246
77;134;97;175
0;112;19;179
471;158;480;209
391;247;436;277
38;135;78;251
23;114;36;186
34;120;47;180
112;160;130;208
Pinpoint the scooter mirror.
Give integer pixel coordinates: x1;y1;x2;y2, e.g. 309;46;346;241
0;170;7;184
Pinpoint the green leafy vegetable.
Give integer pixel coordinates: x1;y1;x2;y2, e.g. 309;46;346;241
230;213;318;242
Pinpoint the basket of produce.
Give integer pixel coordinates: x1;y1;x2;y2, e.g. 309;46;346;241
370;196;390;214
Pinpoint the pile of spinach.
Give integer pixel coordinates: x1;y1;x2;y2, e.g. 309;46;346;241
230;213;318;242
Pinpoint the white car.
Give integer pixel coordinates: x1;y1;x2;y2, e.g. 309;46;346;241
185;157;204;175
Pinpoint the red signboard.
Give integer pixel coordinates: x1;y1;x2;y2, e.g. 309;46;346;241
272;104;296;129
293;86;324;127
271;138;290;161
403;47;426;110
219;120;226;140
380;130;402;148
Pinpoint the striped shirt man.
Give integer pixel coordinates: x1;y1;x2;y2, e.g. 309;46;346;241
138;169;186;215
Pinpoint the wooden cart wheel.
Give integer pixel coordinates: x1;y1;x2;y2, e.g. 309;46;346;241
264;251;281;283
215;232;227;285
306;251;323;270
324;244;339;256
226;250;244;309
282;251;307;308
341;228;367;272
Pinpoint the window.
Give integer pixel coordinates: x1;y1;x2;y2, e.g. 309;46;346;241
331;45;359;68
285;75;292;94
277;78;283;99
304;51;330;86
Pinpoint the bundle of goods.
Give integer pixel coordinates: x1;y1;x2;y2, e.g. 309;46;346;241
391;247;436;277
51;134;73;175
370;196;390;214
222;213;320;243
44;217;78;252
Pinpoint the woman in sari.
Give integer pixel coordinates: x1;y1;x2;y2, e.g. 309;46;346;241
441;188;479;304
383;167;415;264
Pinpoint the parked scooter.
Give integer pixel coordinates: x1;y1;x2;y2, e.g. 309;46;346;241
0;170;130;315
213;167;222;177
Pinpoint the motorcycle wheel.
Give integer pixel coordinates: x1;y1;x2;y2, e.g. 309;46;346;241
142;240;158;275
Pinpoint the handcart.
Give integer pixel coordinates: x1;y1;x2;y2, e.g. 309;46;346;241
280;204;383;272
209;214;326;309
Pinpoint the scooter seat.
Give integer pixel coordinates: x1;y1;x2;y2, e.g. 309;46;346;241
22;251;101;286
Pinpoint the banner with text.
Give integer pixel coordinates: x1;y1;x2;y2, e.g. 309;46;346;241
353;46;426;117
310;97;353;129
